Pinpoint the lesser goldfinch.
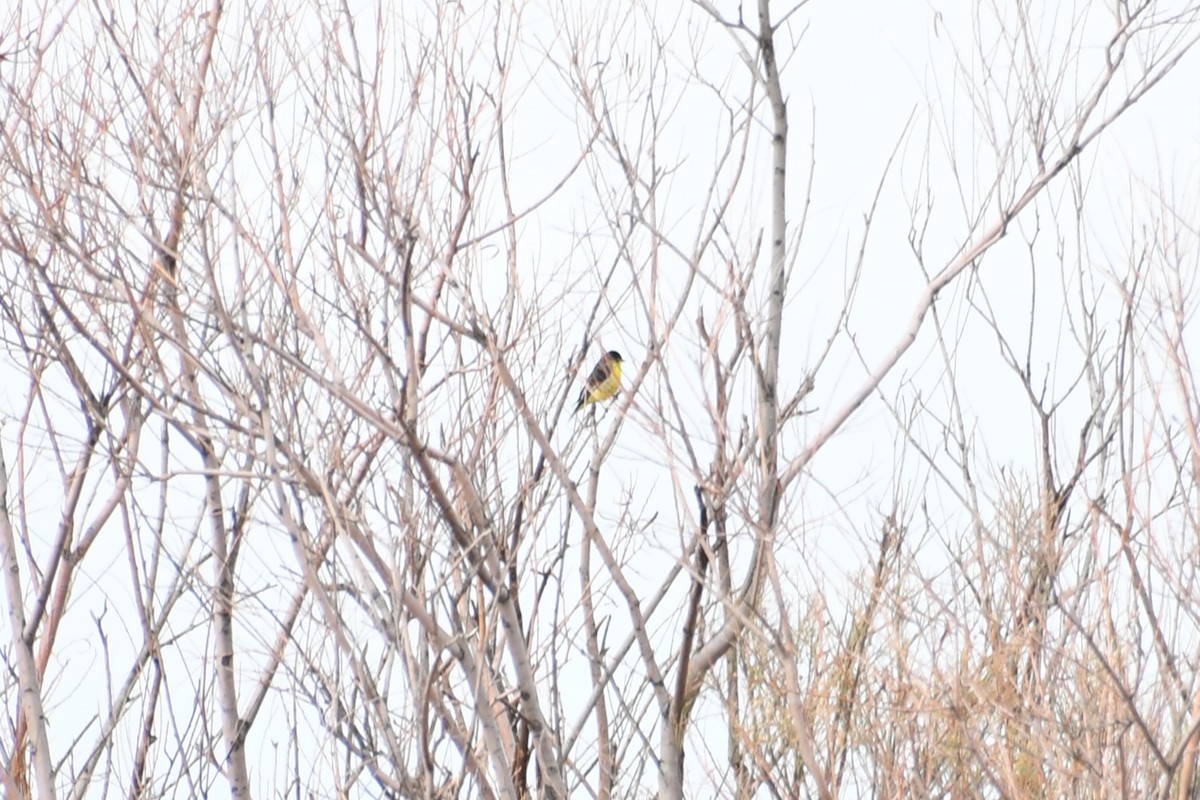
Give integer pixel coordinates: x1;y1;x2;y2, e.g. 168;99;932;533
574;350;623;413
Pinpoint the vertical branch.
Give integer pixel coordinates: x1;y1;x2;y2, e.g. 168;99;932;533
148;2;253;796
756;5;833;795
578;496;615;799
755;0;787;533
0;440;56;800
663;486;713;795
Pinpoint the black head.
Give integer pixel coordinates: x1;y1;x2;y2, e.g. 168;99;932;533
606;350;623;362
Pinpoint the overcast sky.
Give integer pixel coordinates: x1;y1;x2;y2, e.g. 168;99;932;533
5;0;1200;795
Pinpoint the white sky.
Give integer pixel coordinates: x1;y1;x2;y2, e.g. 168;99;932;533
4;0;1200;796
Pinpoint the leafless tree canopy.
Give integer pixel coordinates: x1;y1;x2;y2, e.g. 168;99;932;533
2;0;1200;797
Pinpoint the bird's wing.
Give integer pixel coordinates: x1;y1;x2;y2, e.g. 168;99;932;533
584;358;612;391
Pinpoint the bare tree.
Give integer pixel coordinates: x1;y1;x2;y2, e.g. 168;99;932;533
1;0;1199;798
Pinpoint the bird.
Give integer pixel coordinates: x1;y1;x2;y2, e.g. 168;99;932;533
574;350;624;413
